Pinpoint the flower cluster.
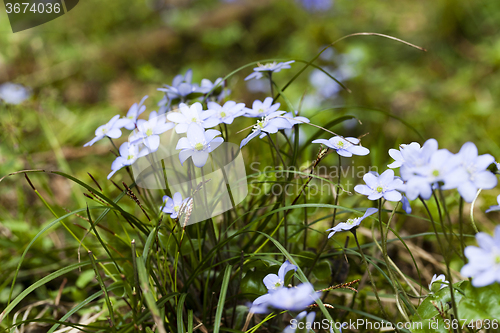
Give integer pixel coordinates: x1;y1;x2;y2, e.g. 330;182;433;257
250;260;321;314
386;139;497;202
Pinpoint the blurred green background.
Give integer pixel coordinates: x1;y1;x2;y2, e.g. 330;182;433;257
1;0;500;315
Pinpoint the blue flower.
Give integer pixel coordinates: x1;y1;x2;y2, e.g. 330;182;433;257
263;260;297;292
121;95;148;130
299;0;333;12
107;141;149;179
161;192;191;219
251;283;321;314
167;102;219;133
387;142;422;168
0;83;31;105
243;97;281;118
240;111;292;148
461;225;500;287
327;208;378;238
401;194;412;214
442;142;497;203
428;274;448;293
158;69;202;107
405;148;464;200
176;123;224;168
312;136;369;157
207;100;245;125
244;61;295;81
485;194;500;213
199;77;230;102
354;169;404;201
84;115;129;147
283;312;316;333
129;111;174;151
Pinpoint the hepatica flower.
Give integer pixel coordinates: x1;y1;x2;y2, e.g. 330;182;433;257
207;100;245;125
0;82;31;105
176;123;224;168
442;142;497;202
327;208;377;238
299;0;333;12
158;69;202;106
244;97;281;118
263;260;297;292
121;95;148;130
130;111;174;151
485;194;500;213
167;102;218;133
461;225;500;287
312;136;369;157
84;115;129;147
355;170;403;201
390;139;497;202
244;61;295;81
428;274;448;293
108;142;149;179
251;283;321;314
282;111;310;126
240;111;292;148
161;192;191;219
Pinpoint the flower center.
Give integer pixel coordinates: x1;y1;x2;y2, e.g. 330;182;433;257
194;143;204;151
174;205;180;212
495;254;500;265
191;117;198;122
337;141;344;148
258;108;265;113
376;186;384;193
220;111;226;118
432;170;439;177
347;218;358;225
146;128;153;136
274;280;283;288
127;154;134;160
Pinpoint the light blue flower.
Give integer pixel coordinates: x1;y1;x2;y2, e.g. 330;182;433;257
121;95;148;130
442;142;497;203
176;123;224;168
461;225;500;287
84;115;129;147
167;102;219;133
199;77;230;102
129;111;174;151
243;97;281;118
326;208;378;238
158;69;202;107
387;142;421;168
263;260;298;292
404;149;464;200
283;312;316;333
207;100;245;125
428;274;448;293
354;169;404;201
244;61;295;81
161;192;191;219
240;111;292;148
107;141;149;179
0;82;31;105
485;194;500;213
299;0;333;12
399;139;438;181
312;136;369;157
401;194;412;214
251;283;321;314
